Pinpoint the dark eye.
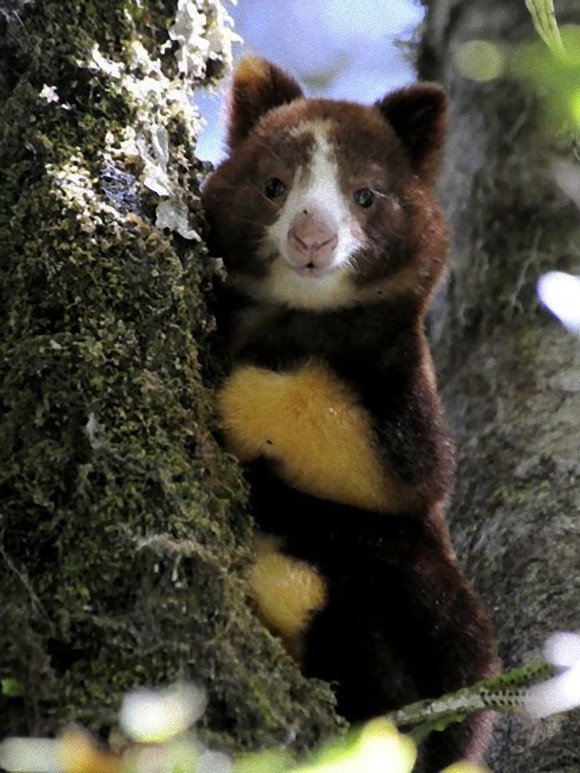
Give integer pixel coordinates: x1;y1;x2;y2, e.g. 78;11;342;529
264;177;286;199
353;188;375;208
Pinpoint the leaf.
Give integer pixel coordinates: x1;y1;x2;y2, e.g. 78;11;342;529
511;25;580;132
525;0;566;57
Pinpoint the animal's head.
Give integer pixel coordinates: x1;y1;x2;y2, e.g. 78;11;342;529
202;56;449;312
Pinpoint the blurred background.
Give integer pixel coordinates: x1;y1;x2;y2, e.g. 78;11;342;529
194;0;425;163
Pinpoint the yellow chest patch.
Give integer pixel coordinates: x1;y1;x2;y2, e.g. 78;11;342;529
216;359;412;512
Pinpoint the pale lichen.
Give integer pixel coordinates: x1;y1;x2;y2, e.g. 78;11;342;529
167;0;239;77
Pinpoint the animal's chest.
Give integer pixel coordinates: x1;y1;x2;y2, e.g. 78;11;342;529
216;359;401;512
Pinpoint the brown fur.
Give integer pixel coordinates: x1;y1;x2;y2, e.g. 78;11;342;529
203;57;499;772
226;55;304;150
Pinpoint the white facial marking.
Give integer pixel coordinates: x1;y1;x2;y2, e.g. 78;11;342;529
239;259;359;310
260;124;363;310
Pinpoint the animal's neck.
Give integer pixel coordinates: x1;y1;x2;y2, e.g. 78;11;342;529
231;293;423;367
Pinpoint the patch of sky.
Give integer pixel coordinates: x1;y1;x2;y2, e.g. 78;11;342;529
194;0;425;163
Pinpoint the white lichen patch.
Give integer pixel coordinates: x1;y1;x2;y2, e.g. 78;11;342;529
39;84;59;103
79;1;238;240
136;124;200;239
169;0;209;77
84;413;102;450
49;156;124;236
139;125;172;196
206;0;240;63
167;0;239;77
156;199;200;240
89;44;125;80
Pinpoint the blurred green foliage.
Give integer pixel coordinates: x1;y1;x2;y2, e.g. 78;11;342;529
512;24;580;133
525;0;567;56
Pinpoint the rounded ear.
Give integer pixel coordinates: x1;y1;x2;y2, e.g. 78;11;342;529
375;83;448;184
227;56;304;150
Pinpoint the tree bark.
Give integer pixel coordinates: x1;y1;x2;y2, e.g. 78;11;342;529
0;0;339;748
6;0;580;767
420;1;580;770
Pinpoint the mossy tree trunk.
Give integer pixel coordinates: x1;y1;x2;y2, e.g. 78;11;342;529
420;1;580;770
0;0;339;748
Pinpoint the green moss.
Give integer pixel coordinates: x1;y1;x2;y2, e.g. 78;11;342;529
0;0;341;750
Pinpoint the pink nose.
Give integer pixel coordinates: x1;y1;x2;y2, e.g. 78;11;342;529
287;211;338;269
